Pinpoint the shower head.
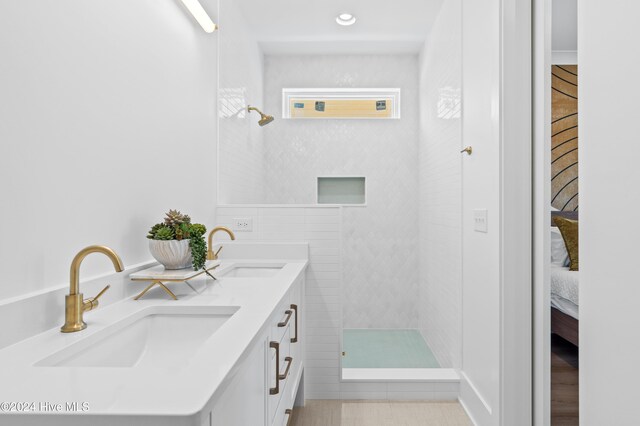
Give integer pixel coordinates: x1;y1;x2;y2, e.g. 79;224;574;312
258;114;274;127
247;105;274;127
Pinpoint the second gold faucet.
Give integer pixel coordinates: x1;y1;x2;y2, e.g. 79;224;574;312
207;226;236;260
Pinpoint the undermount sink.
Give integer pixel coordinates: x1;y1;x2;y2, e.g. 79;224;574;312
219;264;284;278
36;306;238;368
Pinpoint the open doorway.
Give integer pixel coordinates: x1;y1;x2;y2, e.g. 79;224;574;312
549;0;579;424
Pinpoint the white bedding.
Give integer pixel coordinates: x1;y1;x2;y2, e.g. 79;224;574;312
550;264;579;319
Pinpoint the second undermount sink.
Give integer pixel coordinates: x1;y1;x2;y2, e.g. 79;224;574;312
36;306;238;368
219;264;284;278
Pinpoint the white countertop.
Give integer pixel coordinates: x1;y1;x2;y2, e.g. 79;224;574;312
0;253;307;424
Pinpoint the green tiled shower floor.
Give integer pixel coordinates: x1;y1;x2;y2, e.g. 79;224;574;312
342;329;440;368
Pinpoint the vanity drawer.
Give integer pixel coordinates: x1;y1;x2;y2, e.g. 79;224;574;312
270;297;293;344
268;278;304;426
273;379;294;426
268;324;293;424
269;327;291;385
272;352;299;426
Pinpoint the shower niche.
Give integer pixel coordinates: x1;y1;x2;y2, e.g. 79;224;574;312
317;177;366;205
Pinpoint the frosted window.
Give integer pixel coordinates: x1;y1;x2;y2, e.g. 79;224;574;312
283;89;400;119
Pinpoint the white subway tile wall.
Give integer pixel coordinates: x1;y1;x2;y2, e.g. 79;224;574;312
418;0;463;369
216;205;343;399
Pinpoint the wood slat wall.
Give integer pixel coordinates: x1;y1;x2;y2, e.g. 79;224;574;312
551;65;579;211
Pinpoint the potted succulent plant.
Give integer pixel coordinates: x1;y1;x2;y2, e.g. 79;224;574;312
147;209;207;270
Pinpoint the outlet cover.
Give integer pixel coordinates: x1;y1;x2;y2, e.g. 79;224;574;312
473;209;488;233
232;217;253;232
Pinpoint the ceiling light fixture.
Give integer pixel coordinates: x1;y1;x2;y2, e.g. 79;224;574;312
179;0;218;33
336;13;357;26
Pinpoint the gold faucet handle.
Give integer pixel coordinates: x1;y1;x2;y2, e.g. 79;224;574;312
208;245;223;261
83;284;111;312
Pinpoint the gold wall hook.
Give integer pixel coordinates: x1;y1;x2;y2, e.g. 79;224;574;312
461;146;473;155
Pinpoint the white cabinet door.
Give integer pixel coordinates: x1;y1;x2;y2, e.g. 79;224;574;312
211;335;267;426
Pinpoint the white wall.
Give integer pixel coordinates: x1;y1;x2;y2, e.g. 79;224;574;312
552;0;577;63
579;2;640;424
418;0;463;369
262;55;421;330
217;0;265;204
459;0;502;423
552;0;577;64
0;1;218;301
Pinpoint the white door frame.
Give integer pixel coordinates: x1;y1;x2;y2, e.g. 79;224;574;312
532;0;552;425
500;0;534;424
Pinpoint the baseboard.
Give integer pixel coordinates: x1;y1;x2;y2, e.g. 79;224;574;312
552;50;577;65
458;372;492;426
341;368;459;382
458;396;479;426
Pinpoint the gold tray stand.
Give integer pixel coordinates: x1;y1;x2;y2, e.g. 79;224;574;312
133;280;179;301
132;265;219;301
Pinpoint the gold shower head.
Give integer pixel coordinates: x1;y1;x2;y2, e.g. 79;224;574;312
247;105;274;127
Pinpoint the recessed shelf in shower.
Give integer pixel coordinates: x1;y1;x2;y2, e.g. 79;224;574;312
317;177;366;205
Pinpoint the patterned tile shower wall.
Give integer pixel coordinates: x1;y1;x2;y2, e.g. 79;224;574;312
418;0;463;369
552;65;579;211
262;55;421;329
217;0;266;204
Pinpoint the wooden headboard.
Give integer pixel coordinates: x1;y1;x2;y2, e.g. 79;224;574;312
551;211;579;226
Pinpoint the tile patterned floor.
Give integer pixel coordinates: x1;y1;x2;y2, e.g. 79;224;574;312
291;400;471;426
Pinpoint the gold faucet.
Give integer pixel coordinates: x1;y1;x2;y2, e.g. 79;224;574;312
207;226;236;260
61;245;124;333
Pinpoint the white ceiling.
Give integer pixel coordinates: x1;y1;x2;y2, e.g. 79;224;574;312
235;0;446;55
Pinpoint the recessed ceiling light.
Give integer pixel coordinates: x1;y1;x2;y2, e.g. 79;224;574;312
336;13;357;26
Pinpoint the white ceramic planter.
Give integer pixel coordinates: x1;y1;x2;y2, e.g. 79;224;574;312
149;239;192;270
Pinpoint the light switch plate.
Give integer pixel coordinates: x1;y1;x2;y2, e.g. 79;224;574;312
232;217;253;232
473;209;488;233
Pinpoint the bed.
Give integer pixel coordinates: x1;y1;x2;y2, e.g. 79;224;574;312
550;211;579;346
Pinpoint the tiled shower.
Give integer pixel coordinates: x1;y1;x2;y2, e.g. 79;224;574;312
217;0;462;396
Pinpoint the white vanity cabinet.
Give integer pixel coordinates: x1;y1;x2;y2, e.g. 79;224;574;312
268;274;304;426
0;244;308;426
210;275;304;426
209;333;267;426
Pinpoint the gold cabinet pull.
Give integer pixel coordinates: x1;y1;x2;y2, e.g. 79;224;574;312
290;304;298;343
285;408;293;426
279;356;293;381
460;146;473;155
278;310;293;327
269;341;280;395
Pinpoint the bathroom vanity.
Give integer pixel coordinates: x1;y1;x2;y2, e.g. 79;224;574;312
0;242;307;426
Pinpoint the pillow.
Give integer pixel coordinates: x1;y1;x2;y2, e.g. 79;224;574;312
550;227;570;266
553;216;579;271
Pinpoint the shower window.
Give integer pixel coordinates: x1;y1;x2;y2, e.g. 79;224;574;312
282;88;401;119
